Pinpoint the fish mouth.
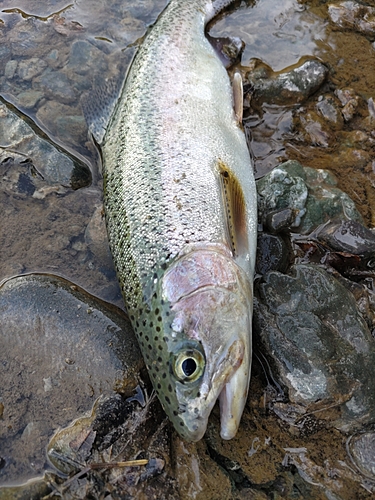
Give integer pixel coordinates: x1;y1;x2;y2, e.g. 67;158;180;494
178;338;247;442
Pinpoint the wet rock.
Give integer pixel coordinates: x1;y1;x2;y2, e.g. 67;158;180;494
8;18;50;57
46;48;62;69
316;94;344;130
256;233;290;275
264;208;296;234
0;274;143;485
16;57;47;81
335;88;360;122
256;160;362;234
15;90;44;110
254;264;375;432
0;475;52;500
315;219;375;257
245;58;328;107
0;98;91;190
347;431;375;479
4;60;18;79
39;69;76;104
294;109;334;147
85;204;113;266
35;99;90;154
328;1;375;38
67;40;108;76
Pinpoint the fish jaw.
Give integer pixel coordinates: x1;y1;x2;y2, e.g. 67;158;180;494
160;245;253;441
175;335;249;441
219;336;251;440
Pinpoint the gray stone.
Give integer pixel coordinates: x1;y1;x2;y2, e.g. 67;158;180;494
16;90;44;109
39;69;76;104
4;60;18;79
254;264;375;432
347;431;375;479
17;57;47;81
0;99;91;190
245;58;328;107
67;40;108;76
316;94;344;129
328;1;375;38
0;274;143;485
256;160;362;234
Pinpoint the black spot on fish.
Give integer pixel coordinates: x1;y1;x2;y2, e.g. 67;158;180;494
154;336;159;341
155;308;160;315
158;345;163;350
156;326;161;333
165;396;171;404
158;357;162;363
145;335;149;341
157;316;162;322
148;344;152;350
168;384;172;393
162;373;167;379
157;383;161;389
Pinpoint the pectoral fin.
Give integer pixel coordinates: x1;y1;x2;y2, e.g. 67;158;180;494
217;159;248;259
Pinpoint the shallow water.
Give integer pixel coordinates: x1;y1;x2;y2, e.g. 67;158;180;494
1;0;375;497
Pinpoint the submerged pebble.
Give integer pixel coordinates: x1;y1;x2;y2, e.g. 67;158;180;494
328;1;375;38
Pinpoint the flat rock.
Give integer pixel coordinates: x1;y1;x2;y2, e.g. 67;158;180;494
0;274;143;485
0;98;91;190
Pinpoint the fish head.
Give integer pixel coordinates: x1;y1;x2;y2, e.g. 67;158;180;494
149;245;252;442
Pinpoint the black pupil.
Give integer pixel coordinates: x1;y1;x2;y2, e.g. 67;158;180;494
182;358;197;377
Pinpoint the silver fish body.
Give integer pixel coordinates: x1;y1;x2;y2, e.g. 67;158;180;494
98;0;257;441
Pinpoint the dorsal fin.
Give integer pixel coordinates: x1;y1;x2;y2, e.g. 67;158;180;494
81;76;123;146
217;159;248;259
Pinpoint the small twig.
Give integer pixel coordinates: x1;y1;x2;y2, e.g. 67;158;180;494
59;459;149;490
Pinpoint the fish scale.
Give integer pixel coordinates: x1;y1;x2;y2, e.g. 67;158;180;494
91;0;257;441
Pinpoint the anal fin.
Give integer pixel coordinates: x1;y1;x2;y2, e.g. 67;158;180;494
232;71;243;125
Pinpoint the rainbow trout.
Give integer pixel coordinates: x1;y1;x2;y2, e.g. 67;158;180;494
88;0;257;441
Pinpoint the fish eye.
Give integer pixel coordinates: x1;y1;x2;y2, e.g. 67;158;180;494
173;349;205;383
